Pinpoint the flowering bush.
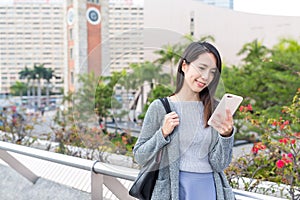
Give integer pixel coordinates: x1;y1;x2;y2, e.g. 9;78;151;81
226;88;300;199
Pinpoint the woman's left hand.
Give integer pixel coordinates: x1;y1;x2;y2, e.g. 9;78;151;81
210;109;234;137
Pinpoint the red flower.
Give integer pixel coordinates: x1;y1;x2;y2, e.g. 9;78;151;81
251;142;266;154
247;104;253;111
281;109;286;113
251;146;258;154
239;106;244;112
279;138;289;144
291;139;296;144
276;160;285;168
283;120;289;125
280;124;285;130
239;104;253;112
280;154;292;165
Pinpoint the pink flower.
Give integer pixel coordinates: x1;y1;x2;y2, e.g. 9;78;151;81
287;153;293;158
276;160;285;168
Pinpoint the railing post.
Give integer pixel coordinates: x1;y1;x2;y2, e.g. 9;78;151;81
0;149;39;184
103;176;135;200
91;161;103;200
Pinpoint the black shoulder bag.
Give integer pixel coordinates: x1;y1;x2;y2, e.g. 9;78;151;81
129;97;172;200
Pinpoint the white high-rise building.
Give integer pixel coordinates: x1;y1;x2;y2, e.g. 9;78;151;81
0;0;66;95
107;0;144;73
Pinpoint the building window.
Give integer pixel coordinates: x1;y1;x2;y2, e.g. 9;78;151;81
70;47;73;59
69;28;73;40
71;71;74;84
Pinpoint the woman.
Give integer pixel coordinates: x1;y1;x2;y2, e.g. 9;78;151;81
133;42;235;200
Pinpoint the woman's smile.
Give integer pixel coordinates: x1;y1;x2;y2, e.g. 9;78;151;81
195;79;206;88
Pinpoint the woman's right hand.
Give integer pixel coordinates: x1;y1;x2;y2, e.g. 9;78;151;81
162;111;179;137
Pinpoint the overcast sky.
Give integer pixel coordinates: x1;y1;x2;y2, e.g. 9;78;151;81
234;0;300;16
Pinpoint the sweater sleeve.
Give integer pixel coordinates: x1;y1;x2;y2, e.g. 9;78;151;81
133;99;171;166
208;128;235;172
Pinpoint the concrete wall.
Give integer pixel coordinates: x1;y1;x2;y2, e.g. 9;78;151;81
143;0;300;65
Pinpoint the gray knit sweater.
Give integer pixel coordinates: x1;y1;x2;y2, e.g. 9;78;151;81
133;99;236;200
172;101;213;173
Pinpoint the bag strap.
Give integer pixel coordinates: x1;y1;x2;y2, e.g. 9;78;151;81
159;97;172;114
156;97;172;161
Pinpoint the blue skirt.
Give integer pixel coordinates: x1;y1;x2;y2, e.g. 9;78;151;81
179;171;216;200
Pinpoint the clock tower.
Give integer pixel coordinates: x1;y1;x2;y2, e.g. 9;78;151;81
66;0;102;93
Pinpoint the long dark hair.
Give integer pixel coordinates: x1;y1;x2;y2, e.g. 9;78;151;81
174;41;222;127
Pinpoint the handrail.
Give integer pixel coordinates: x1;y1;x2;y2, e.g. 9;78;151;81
0;141;92;171
0;141;286;200
0;141;138;180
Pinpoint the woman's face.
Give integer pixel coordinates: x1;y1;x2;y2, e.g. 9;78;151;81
182;52;217;94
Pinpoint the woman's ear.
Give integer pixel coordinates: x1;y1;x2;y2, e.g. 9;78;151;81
182;60;188;73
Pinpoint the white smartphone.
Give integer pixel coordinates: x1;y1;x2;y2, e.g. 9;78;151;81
208;93;243;126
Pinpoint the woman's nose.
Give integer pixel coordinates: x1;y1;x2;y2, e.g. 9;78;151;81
201;70;210;80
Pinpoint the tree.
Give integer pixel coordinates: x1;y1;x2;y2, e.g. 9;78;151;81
237;39;269;65
138;84;173;121
33;63;48;108
183;33;215;43
222;38;300;118
154;44;181;86
19;66;32;103
10;81;27;100
94;71;124;128
127;62;164;119
44;68;55;106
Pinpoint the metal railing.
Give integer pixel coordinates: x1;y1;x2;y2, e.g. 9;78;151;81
0;141;137;200
0;141;286;200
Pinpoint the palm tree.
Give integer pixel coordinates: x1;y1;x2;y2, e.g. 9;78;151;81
183;33;215;43
44;68;55;106
237;39;269;64
154;44;181;86
19;66;32;103
27;68;37;106
126;61;162;115
33;63;47;108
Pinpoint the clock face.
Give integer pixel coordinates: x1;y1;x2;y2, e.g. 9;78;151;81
86;7;101;25
67;8;74;26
